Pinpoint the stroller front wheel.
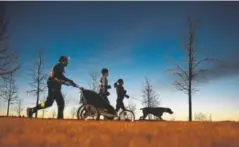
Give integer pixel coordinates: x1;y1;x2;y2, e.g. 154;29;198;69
119;110;135;122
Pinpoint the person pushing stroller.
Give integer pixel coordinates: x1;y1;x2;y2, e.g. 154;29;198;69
27;56;81;119
114;79;129;113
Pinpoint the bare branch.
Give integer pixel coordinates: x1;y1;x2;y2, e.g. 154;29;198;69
126;102;136;113
0;73;18;116
15;98;24;116
88;71;99;92
141;77;160;110
0;12;20;77
26;90;37;94
173;80;188;92
167;57;189;80
192;58;218;70
52;109;56;118
70;107;77;119
194;112;211;121
174;72;188;85
26;49;47;118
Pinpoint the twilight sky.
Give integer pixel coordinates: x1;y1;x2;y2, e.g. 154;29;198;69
0;1;239;120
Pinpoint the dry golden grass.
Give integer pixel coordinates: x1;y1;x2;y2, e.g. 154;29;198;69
0;118;239;147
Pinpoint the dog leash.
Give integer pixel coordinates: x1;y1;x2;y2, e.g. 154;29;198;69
129;96;143;102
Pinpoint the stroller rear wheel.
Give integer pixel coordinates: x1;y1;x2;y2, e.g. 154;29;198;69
79;104;100;120
119;110;135;122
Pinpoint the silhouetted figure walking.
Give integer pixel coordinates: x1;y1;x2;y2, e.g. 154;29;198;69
27;56;79;119
114;79;129;113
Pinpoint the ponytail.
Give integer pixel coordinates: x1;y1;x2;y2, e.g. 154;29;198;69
114;82;118;88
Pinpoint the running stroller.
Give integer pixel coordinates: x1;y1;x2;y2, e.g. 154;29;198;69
77;88;135;121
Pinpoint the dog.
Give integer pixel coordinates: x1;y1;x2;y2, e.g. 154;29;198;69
139;107;174;120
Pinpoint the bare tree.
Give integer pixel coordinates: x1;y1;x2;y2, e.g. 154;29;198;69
167;17;218;121
0;5;20;78
40;95;47;119
0;73;18;116
16;98;23;117
70;106;77;119
62;92;67;100
88;72;99;92
126;102;136;114
194;112;212;121
52;109;56;118
27;50;47;118
41;107;47;119
0;98;3;114
170;116;175;121
141;77;160;120
62;92;70;110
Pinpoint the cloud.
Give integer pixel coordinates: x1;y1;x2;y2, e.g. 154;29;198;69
75;19;157;71
199;53;239;81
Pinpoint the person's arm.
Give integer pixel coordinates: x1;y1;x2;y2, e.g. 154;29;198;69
62;74;71;82
62;75;77;87
123;88;129;98
116;86;121;97
62;74;77;87
125;94;130;98
114;82;118;88
101;76;107;93
54;64;77;86
117;86;125;98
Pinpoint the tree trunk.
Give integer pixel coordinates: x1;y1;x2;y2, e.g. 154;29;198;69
188;55;193;122
42;109;45;119
17;100;21;116
18;105;20;116
35;90;39;118
147;88;151;120
35;57;41;118
188;87;192;121
7;98;10;116
188;46;193;122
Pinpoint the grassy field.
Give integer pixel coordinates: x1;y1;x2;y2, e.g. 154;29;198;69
0;117;239;147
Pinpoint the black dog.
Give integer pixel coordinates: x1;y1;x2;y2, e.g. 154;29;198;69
139;107;174;120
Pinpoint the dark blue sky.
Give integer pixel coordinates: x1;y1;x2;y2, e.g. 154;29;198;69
1;2;239;120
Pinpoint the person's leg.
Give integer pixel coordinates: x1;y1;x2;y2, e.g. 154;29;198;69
119;101;127;115
121;101;126;111
115;102;121;112
55;90;65;119
27;88;55;118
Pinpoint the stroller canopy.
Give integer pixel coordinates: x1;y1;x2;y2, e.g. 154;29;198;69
81;89;116;115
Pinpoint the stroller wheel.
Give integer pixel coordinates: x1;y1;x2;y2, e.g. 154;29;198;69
80;104;100;120
77;105;85;120
119;110;135;122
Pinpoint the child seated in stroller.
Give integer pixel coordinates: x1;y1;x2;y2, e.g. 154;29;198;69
114;79;129;114
78;77;135;121
99;68;111;104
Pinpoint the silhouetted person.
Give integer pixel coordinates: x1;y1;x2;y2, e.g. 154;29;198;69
99;68;111;104
114;79;129;113
27;56;79;119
